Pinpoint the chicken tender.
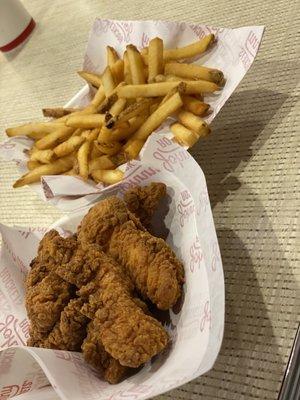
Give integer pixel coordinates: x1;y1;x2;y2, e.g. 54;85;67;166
82;321;128;384
124;182;167;228
26;272;74;334
78;197;184;309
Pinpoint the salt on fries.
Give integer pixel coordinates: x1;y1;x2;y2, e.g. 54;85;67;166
6;33;224;188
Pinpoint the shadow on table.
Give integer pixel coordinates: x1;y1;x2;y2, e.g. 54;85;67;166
190;88;292;209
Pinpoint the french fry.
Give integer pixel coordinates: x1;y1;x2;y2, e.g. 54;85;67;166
118;80;218;98
77;141;90;180
71;128;83;136
64;168;77;176
170;122;199;147
91;169;124;185
35;127;74;150
165;62;224;84
30;149;56;164
177;110;211;136
99;116;145;142
140;47;148;56
97;93;118;113
123;50;132;84
107;46;119;66
164;34;215;61
142;34;215;63
54;135;85;157
154;74;166;83
78;71;102;87
42;107;80;118
27;160;42;170
130;91;183;141
113;98;154;124
6;122;64;138
160;82;186;105
91;85;106;107
81;128;99;142
109;98;127;117
123;139;145;159
182;95;210;116
101;66;116;96
148;37;164;83
13;155;74;188
96;141;122;156
90;141;103;159
126;44;146;85
56;104;98;123
110;59;124;83
66;114;105;129
89;155;115;173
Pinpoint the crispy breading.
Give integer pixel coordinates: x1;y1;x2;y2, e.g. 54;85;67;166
124;182;167;227
26;272;74;333
78;249;168;368
78;196;184;309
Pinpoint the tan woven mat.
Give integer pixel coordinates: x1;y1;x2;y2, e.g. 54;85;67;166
0;1;299;399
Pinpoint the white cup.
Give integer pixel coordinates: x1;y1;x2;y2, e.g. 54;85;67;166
0;0;35;52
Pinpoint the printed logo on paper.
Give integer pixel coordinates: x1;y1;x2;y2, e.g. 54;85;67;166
189;236;203;273
177;189;196;227
153;137;189;173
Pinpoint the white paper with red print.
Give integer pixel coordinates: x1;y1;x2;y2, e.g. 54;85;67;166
0;19;264;212
0;140;224;399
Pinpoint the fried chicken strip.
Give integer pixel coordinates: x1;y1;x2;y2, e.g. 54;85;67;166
78;197;184;309
124;182;167;228
57;244;168;368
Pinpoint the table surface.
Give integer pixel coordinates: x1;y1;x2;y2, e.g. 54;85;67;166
0;1;299;399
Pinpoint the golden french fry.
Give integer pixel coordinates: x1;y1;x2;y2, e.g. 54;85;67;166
89;155;115;173
91;85;106;107
42;107;80;118
164;34;215;61
140;47;148;56
110;59;124;83
182;95;210;116
177;110;211;136
123;50;132;84
161;82;186;105
165;62;224;84
126;44;146;85
91;169;124;185
64;168;77;176
54;135;85;157
77;141;90;180
71;128;83;136
13;155;74;188
130;91;183;141
101;66;116;96
66;114;105;129
81;128;99;142
118;80;218;98
35;127;74;150
164;74;190;82
78;71;102;87
56;104;98;123
99;118;142;142
90;140;103;159
148;37;164;83
6;122;64;138
107;46;119;66
109;98;127;117
27;160;42;170
170;122;199;147
154;74;166;83
30;149;56;164
96;141;122;156
113;99;154;124
97;93;118;113
142;34;215;63
123;139;145;159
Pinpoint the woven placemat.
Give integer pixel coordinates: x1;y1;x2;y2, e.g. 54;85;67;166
0;1;299;399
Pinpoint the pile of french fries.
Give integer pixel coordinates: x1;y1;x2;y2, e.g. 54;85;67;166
6;34;224;188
